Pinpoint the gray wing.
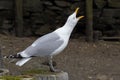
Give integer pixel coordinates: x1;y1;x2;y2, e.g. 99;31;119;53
22;32;64;57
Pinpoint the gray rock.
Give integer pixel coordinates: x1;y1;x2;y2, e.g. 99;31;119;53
55;1;70;7
35;25;52;35
48;6;62;11
35;72;69;80
0;1;13;10
108;0;120;8
94;0;107;9
43;1;53;6
22;78;33;80
0;68;9;76
1;20;13;29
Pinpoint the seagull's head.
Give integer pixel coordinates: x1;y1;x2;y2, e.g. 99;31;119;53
66;8;84;27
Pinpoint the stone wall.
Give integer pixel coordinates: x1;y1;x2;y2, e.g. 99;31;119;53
0;0;120;37
94;0;120;37
0;0;85;36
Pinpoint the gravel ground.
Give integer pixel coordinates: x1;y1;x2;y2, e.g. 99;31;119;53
0;34;120;80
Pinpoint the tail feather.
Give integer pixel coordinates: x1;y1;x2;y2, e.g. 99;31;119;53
4;54;32;66
4;54;23;59
16;58;32;66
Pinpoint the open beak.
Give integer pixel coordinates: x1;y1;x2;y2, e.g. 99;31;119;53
75;8;84;20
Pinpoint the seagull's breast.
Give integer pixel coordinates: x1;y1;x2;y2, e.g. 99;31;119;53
51;31;70;56
51;40;68;56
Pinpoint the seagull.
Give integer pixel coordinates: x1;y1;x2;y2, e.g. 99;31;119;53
5;8;84;72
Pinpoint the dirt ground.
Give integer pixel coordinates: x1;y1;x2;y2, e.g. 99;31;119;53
0;34;120;80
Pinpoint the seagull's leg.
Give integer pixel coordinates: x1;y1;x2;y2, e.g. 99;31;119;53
48;56;56;72
48;56;62;72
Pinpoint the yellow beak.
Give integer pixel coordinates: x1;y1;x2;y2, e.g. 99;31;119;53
75;7;84;20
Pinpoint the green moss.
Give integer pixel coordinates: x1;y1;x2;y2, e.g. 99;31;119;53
22;69;56;75
0;76;21;80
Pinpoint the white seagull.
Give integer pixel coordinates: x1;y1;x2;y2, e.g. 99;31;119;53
6;8;84;72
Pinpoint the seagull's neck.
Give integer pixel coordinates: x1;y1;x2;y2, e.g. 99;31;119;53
63;23;75;34
55;22;76;37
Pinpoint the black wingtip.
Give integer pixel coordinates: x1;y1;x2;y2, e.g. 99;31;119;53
4;54;23;59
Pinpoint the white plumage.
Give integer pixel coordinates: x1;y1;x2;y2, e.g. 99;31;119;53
8;8;84;72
